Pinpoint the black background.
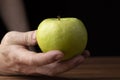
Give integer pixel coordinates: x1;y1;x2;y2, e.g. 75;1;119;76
23;0;120;57
1;0;120;57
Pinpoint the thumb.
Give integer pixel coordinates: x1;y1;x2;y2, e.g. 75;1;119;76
1;30;37;46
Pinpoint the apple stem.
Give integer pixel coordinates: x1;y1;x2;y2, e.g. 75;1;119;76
57;16;60;20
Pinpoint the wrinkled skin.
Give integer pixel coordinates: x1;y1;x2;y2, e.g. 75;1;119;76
0;30;90;76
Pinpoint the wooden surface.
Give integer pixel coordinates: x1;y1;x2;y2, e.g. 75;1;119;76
0;56;120;80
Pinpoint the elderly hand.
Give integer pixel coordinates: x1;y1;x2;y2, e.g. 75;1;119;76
0;30;90;76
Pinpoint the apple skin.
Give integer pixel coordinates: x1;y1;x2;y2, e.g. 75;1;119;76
36;17;88;61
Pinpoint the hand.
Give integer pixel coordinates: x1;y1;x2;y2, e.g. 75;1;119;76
0;30;90;76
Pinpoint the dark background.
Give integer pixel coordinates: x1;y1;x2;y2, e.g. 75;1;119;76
1;0;120;57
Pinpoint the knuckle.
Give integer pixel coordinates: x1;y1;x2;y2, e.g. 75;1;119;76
25;32;32;46
4;31;17;38
1;31;18;45
24;32;30;46
24;31;36;46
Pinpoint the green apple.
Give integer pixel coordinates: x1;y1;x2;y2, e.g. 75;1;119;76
36;17;88;61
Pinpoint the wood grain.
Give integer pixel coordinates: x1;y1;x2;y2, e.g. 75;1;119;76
0;57;120;80
60;56;120;78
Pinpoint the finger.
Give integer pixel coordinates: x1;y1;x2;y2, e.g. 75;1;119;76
81;50;90;58
1;30;36;46
49;55;85;75
21;50;89;76
17;50;64;66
